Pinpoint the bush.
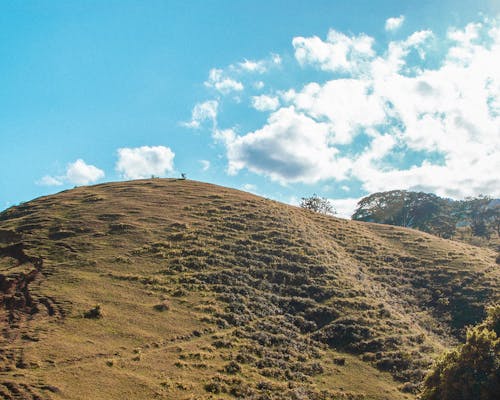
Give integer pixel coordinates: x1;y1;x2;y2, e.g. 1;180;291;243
83;304;103;319
224;361;241;374
420;305;500;400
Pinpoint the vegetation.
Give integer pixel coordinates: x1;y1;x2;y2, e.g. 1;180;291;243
300;194;336;215
83;304;103;319
352;191;499;243
0;179;498;399
420;305;500;400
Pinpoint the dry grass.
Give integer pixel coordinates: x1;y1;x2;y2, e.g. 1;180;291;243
0;179;498;399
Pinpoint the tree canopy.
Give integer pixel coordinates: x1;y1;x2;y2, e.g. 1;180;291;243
352;191;499;240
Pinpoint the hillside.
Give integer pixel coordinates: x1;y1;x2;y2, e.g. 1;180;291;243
0;179;498;400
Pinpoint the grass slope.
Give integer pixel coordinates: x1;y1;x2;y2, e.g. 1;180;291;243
0;179;498;400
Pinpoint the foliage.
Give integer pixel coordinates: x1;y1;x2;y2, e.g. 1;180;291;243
352;190;445;229
352;191;499;240
458;195;499;239
83;304;103;319
420;305;500;400
300;194;336;215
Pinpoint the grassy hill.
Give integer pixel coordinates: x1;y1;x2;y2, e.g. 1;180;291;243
0;179;498;400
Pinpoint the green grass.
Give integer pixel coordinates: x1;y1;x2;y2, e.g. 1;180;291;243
0;179;498;399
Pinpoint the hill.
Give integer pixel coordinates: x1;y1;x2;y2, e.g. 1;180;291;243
0;179;498;399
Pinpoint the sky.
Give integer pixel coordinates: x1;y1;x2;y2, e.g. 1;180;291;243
1;0;499;218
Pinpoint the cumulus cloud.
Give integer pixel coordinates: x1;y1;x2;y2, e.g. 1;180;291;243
251;95;280;111
385;15;405;32
194;17;500;199
293;29;375;73
221;107;351;183
289;79;386;144
37;159;104;187
116;146;175;179
184;100;218;129
66;159;105;185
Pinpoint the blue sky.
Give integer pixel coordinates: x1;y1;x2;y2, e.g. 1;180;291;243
1;0;499;217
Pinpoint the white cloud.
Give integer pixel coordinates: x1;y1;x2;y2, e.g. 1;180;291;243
37;159;104;187
184;100;218;129
202;53;281;98
37;175;63;186
271;53;282;65
293;29;375;73
195;17;500;199
237;53;281;73
66;159;105;185
221;107;351;183
116;146;175;179
239;59;267;73
253;81;265;90
329;197;361;219
371;30;434;76
199;160;211;171
251;94;280;111
385;15;405;32
205;68;244;94
290;79;386;144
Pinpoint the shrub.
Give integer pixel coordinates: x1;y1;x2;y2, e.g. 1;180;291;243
83;304;103;319
333;357;346;366
224;361;241;374
420;305;500;400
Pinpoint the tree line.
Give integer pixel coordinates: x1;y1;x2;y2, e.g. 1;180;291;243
351;190;499;240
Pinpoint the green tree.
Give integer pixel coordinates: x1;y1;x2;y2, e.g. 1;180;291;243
352;190;445;229
420;305;500;400
459;195;496;239
428;214;456;239
300;194;336;215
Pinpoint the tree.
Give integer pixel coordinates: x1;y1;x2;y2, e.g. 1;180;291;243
491;203;500;236
352;190;444;229
460;196;494;239
428;214;456;239
420;305;500;400
300;194;336;215
352;190;499;241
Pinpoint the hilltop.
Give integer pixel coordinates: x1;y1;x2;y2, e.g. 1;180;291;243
0;179;498;399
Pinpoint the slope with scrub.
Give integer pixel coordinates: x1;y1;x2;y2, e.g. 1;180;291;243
0;179;498;399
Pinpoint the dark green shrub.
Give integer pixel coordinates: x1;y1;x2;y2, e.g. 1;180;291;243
421;305;500;400
83;304;103;319
224;361;241;374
